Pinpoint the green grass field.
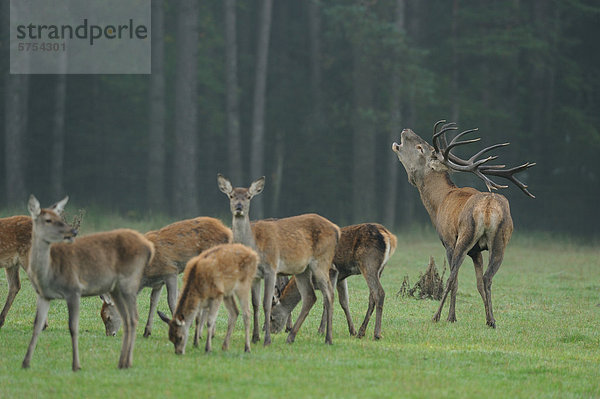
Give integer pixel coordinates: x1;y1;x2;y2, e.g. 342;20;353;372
0;221;598;398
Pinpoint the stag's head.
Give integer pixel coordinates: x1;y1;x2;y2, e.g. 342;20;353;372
28;195;79;242
217;174;265;217
392;121;536;198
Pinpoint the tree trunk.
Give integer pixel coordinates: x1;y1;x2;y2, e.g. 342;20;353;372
352;45;375;223
4;74;29;206
249;0;274;219
224;0;242;185
51;73;67;199
147;0;166;211
308;0;323;129
451;0;460;123
173;0;200;217
383;0;406;229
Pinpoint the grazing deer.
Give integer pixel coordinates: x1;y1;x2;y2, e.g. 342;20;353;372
0;215;32;329
271;223;397;340
158;243;258;354
100;217;232;338
22;195;155;371
392;121;535;327
217;174;340;345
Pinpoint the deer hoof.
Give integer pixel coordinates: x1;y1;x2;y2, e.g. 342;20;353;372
487;320;496;328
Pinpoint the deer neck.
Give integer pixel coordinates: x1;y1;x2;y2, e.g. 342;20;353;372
28;232;54;290
416;171;456;223
231;215;256;249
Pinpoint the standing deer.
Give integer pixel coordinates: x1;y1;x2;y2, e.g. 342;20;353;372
158;243;258;354
271;223;397;340
217;174;340;345
22;196;155;371
100;217;232;338
392;121;535;327
0;215;32;329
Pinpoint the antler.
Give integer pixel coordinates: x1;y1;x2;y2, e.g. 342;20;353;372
432;121;536;198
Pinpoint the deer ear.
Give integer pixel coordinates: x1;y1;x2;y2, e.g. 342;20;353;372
28;195;41;218
157;311;172;324
249;176;265;197
217;174;233;195
50;196;69;215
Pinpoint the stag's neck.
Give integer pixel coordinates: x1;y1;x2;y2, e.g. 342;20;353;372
231;215;256;249
416;171;456;223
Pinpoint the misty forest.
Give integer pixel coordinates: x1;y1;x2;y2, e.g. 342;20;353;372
2;0;599;236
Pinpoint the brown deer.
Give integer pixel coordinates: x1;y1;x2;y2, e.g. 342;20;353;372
392;121;535;327
22;195;155;371
0;215;32;329
217;174;340;345
271;223;397;340
158;243;258;354
100;217;232;338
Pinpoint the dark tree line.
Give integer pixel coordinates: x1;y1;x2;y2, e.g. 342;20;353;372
1;0;599;235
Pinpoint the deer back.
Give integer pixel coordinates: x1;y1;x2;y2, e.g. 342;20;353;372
144;217;232;279
45;229;154;298
251;213;340;274
0;215;32;268
333;223;397;279
175;243;258;319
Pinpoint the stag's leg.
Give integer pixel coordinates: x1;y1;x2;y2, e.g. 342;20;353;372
222;296;239;351
287;269;317;344
433;239;470;323
358;265;386;340
251;279;261;343
144;285;163;338
205;299;221;353
470;251;489;321
0;265;20;329
262;269;276;346
483;237;507;328
312;262;334;345
22;296;51;369
447;275;458;323
337;278;357;336
112;289;138;369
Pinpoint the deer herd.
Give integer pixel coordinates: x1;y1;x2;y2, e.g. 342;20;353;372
0;121;534;371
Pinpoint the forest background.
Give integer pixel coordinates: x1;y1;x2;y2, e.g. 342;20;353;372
2;0;599;236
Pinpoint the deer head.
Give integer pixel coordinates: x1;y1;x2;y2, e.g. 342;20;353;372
28;195;78;242
217;174;265;217
158;311;189;355
392;121;536;198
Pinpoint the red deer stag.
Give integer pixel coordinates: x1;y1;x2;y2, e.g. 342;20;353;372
100;217;232;338
271;223;397;340
22;196;155;371
392;121;535;327
158;243;258;354
217;174;340;345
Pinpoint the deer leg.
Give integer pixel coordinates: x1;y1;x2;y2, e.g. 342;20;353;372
447;275;458;323
112;289;137;369
144;285;163;338
205;299;221;353
287;270;317;344
236;285;252;353
484;237;507;328
337;278;356;336
251;279;261;343
358;262;384;339
22;296;51;369
312;263;334;345
65;294;82;371
433;240;469;323
0;265;20;329
262;269;276;346
319;268;338;335
222;296;239;351
194;309;206;347
470;251;488;322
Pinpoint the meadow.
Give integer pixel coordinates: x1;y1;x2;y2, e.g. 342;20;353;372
0;212;598;398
